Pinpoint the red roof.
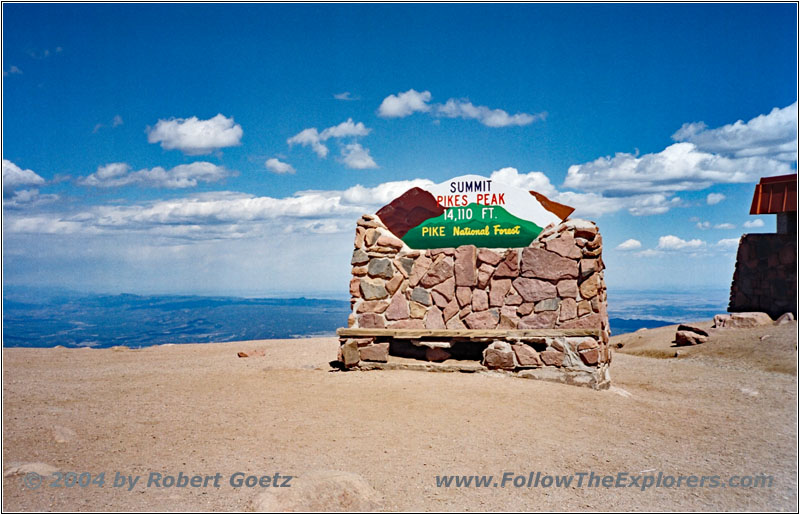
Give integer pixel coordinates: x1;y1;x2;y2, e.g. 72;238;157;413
749;174;797;215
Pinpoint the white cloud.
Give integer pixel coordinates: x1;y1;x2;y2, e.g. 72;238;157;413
339;143;378;170
743;218;765;228
616;239;642;251
700;220;736;231
716;238;741;249
146;114;243;155
5;177;439;241
337;178;435;205
3;65;22;76
378;89;545;128
79;162;233;188
560;104;798;218
287;118;372;162
377;89;432;118
564;142;793;196
487;166;671;218
320;119;370;140
627;194;682;216
265;158;295;174
634;249;663;257
93;115;124;134
3;189;59;209
3;159;46;193
673;102;798;162
436;99;544;127
333;92;358;101
489;167;557;196
706;192;726;205
657;235;706;251
287;128;328;158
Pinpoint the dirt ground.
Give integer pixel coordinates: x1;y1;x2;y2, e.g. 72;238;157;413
3;321;797;511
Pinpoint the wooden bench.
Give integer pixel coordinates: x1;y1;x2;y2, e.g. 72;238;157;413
337;328;600;339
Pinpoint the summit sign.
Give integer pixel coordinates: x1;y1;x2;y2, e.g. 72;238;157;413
375;174;574;249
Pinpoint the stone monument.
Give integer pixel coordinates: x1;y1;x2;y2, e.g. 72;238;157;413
337;174;611;389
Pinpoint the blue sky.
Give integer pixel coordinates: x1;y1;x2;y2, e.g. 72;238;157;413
2;3;797;297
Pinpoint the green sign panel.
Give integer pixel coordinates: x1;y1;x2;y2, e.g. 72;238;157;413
376;174;574;250
402;203;543;249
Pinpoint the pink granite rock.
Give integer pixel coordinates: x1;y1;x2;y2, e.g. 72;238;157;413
384;294;410;321
359;342;389;362
517;302;535;316
472;290;489;311
512;344;542;367
518;310;558;329
424;306;446;329
539;349;564;367
556;280;579;298
675;330;707;346
456;286;472;308
454;245;478;286
364;228;379;246
377;234;404;250
586;233;602;250
358;313;385;328
432;277;456;302
443;299;459;322
559;298;577;321
420;256;454;288
464;310;499;329
356;300;389;314
482;341;516;369
489;279;512;307
498;313;519;329
504;294;523;305
385;274;404;296
477;263;495;289
431;290;449;308
559;313;602;329
355;227;365;248
341;340;360;367
579;348;599;365
579;258;600;279
579;273;600;299
521;247;579;280
408;254;432;287
493;250;519;278
512;277;557;303
388;319;425;329
477;248;503;266
350;278;361;298
545;232;582;259
446;316;467;329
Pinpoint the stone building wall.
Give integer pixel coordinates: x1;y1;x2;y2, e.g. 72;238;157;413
729;233;796;319
343;213;611;385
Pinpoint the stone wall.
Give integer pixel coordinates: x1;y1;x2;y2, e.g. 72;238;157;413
729;233;796;319
342;213;611;387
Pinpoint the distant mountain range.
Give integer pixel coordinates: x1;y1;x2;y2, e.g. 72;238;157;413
2;291;351;348
2;287;729;348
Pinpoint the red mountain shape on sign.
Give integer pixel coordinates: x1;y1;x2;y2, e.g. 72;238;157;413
376;187;445;239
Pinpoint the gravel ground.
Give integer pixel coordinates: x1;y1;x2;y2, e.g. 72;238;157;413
3;322;797;511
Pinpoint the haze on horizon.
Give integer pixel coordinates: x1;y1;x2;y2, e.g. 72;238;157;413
2;3;796;298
